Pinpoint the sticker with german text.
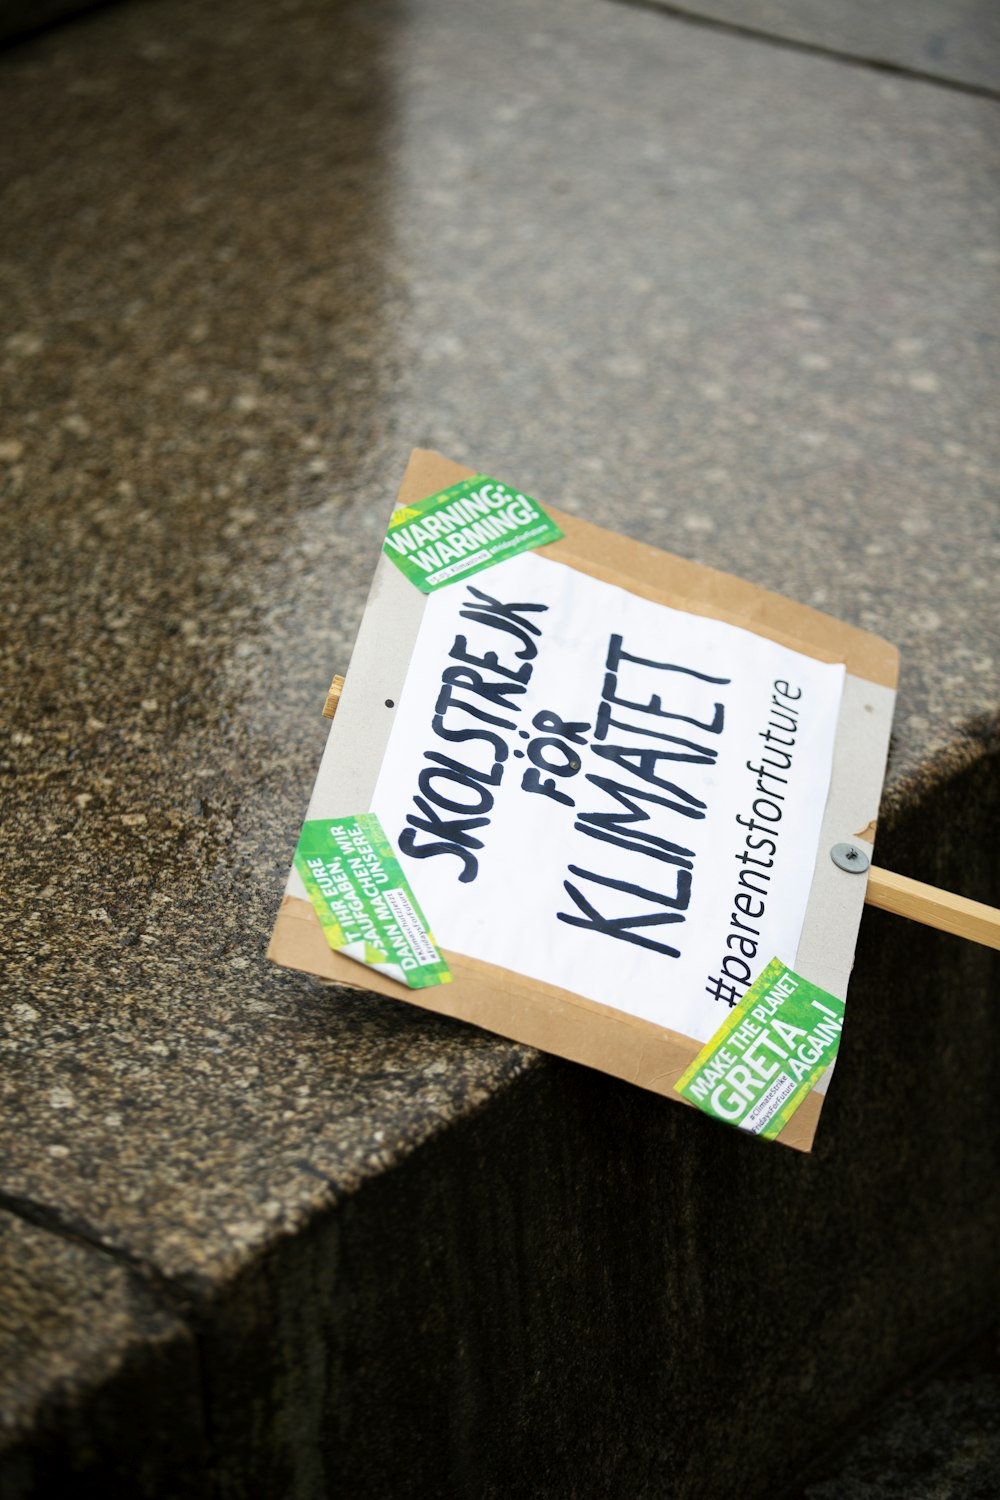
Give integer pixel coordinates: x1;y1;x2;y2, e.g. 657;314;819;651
383;475;563;592
674;958;844;1138
294;814;451;989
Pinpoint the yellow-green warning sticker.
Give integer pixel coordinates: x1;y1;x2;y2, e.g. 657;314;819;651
675;958;845;1139
294;814;451;989
383;474;564;592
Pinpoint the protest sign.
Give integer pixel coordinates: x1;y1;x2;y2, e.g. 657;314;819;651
269;450;899;1150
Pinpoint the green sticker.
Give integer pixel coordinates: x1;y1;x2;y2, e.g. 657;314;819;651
675;958;845;1139
294;814;451;989
383;474;564;592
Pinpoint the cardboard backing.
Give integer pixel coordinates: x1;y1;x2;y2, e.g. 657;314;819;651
268;450;899;1151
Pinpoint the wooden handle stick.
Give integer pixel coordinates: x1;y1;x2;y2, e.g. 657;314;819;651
866;866;1000;952
322;673;346;719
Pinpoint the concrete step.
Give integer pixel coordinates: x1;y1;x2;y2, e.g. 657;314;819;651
795;1332;1000;1500
1;0;997;1494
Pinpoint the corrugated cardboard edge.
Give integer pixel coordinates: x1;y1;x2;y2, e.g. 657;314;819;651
268;449;898;1154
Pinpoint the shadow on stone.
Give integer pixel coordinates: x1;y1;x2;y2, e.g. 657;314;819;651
191;750;999;1498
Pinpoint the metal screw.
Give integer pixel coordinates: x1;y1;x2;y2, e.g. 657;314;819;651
831;841;870;873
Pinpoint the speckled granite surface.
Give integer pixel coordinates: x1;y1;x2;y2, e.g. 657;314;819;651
0;1208;208;1495
798;1333;1000;1499
1;0;998;1493
632;0;1000;94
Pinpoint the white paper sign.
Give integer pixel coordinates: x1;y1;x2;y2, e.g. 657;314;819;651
370;553;844;1042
